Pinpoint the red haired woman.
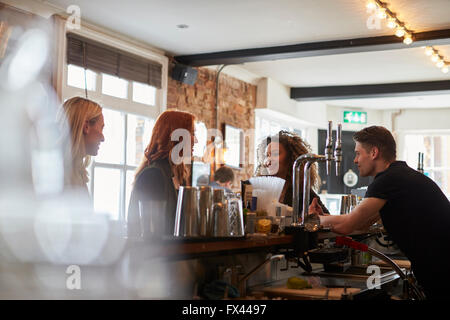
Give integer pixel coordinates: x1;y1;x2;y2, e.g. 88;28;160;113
127;110;196;237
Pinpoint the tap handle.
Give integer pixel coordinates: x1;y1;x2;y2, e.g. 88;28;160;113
325;121;333;175
334;123;342;175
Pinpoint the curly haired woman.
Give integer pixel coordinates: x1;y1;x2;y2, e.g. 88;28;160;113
255;130;329;216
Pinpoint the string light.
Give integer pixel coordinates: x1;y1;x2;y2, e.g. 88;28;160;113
403;34;413;45
366;1;449;74
366;0;377;10
377;7;387;19
425;47;434;56
395;26;406;37
387;17;397;29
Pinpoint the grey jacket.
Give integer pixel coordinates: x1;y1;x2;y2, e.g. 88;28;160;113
127;159;177;238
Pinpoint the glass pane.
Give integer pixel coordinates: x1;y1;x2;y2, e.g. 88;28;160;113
102;73;128;99
126;114;154;166
224;125;241;168
93;167;121;220
193;121;207;158
132;82;156;105
125;169;136;218
67;64;96;91
95;108;124;164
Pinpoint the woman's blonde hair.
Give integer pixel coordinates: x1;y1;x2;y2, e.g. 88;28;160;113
58;96;102;188
135;110;195;186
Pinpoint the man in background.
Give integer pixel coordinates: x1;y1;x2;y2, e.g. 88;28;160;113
209;166;235;193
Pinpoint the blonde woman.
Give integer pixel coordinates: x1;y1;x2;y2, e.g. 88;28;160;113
58;97;105;191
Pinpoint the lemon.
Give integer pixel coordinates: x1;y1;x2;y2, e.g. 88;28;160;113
287;277;312;290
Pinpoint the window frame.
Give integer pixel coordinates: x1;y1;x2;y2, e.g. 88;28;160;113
401;130;450;198
55;17;167;220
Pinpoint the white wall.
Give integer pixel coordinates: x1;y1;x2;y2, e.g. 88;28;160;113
254;76;450;160
390;108;450;161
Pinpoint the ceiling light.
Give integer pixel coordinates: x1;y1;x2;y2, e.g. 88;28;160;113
366;1;377;10
395;27;405;37
403;34;413;45
363;2;450;74
387;18;397;29
377;8;387;19
425;47;434;56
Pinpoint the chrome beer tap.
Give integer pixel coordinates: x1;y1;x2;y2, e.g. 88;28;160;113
292;121;342;231
325;121;333;175
334;123;342;176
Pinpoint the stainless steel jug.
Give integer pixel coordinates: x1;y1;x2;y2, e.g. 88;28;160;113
212;189;228;237
198;186;213;237
340;195;349;215
174;186;200;237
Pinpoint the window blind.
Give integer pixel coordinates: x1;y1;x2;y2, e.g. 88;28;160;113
66;32;162;88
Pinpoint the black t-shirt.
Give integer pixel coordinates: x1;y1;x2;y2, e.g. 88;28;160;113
365;161;450;296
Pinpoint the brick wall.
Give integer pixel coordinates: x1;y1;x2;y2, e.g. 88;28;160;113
167;66;257;186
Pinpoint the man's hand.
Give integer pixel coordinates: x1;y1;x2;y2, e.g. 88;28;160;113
319;197;385;235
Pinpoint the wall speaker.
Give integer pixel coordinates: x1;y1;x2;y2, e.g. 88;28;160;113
171;63;198;85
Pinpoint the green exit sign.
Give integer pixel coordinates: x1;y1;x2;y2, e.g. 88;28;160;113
343;111;367;124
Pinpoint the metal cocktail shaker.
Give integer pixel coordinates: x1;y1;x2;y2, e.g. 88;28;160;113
212;189;228;237
174;186;200;237
198;186;213;237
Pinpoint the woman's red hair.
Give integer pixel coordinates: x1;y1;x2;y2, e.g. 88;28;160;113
135;110;195;185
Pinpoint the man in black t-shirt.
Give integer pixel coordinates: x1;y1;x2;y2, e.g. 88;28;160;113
309;126;450;299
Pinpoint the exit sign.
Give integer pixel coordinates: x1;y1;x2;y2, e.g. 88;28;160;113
343;111;367;124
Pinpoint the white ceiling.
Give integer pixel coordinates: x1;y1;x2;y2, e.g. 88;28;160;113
241;45;450;87
42;0;450;55
40;0;450;109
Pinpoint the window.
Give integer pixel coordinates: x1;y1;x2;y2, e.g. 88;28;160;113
64;64;158;220
67;64;96;91
193;121;207;158
90;108;155;220
404;133;450;198
102;73;128;99
224;124;243;168
133;81;157;106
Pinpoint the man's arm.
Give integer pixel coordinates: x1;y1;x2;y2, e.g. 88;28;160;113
318;197;386;235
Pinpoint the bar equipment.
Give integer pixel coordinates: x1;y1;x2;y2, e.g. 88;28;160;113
213;188;228;237
199;186;213;237
417;152;424;174
340;194;357;215
340;195;349;215
226;196;245;237
174;186;200;237
291;121;343;232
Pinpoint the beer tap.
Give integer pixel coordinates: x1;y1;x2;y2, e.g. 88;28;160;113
291;121;342;232
325;121;333;175
334;123;342;176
